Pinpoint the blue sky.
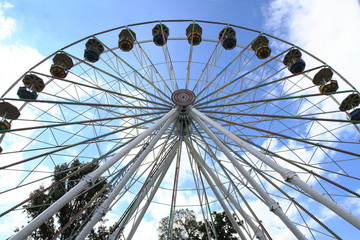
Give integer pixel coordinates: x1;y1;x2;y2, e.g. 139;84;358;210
1;0;360;239
2;0;264;56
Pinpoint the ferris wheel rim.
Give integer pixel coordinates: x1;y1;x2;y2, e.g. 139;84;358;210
1;19;359;240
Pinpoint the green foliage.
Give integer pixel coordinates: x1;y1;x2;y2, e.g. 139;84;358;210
158;209;241;240
20;159;112;239
158;209;201;240
199;211;241;240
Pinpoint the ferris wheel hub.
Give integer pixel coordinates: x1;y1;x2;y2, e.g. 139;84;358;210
171;89;196;107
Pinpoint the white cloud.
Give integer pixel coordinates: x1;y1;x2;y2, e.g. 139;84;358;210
0;2;15;40
262;1;360;238
264;0;360;91
0;3;49;238
0;2;46;97
0;44;46;97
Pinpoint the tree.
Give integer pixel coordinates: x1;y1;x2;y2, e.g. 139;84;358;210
199;211;241;240
158;209;201;240
18;159;113;239
158;209;241;240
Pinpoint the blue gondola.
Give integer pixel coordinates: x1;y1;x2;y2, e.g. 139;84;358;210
283;49;306;74
350;109;360;122
17;87;38;100
219;27;237;50
152;24;169;46
84;39;104;62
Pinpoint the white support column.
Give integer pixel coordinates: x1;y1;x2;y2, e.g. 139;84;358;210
168;146;181;240
114;145;177;239
185;138;267;240
191;149;248;240
76;115;176;240
190;111;307;240
11;108;178;240
190;107;360;230
125;146;178;240
185;141;212;240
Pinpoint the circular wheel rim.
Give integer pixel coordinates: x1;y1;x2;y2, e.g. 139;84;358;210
1;20;360;240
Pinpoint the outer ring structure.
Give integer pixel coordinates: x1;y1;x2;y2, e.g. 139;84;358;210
2;20;360;240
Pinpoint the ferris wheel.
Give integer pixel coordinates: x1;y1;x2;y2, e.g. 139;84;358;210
1;20;360;240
